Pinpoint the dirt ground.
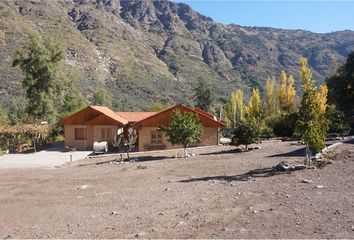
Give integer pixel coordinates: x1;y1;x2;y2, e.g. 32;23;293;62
0;140;353;239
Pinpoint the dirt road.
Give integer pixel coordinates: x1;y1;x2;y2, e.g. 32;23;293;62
0;140;353;238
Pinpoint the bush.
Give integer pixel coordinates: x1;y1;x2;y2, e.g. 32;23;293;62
273;113;298;138
231;121;260;151
260;126;274;139
325;104;350;135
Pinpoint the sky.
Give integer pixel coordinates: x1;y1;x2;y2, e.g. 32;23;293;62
174;0;354;33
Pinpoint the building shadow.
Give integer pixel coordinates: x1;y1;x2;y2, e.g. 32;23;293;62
179;166;291;183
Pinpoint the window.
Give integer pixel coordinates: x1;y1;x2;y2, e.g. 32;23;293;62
151;130;162;144
101;128;112;140
75;128;86;140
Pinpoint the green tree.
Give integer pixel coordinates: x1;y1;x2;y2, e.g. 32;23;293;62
325;104;350;135
231;121;260;151
194;79;214;112
159;110;203;157
13;35;64;124
244;88;261;124
295;57;329;165
225;89;244;128
4;99;28;125
59;78;86;118
92;88;112;107
326;51;354;116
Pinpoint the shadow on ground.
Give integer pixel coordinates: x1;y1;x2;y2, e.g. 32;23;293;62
267;147;306;158
199;147;263;156
77;155;170;167
180;166;291;183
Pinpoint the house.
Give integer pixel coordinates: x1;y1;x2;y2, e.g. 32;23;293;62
58;104;226;151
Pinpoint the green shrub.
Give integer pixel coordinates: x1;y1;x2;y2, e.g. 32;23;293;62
273;113;298;138
325;104;350;135
231;121;260;151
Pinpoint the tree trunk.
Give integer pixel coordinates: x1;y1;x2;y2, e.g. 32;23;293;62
33;138;36;153
126;145;130;161
304;144;311;165
245;144;248;151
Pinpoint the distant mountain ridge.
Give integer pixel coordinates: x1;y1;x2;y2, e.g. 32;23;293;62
1;0;354;110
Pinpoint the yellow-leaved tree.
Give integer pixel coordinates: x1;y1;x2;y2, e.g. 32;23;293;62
264;76;279;117
277;70;297;113
285;74;297;113
318;85;328;115
244;89;261;124
225;89;244;128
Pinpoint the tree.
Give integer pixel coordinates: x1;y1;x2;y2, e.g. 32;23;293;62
284;74;297;113
225;89;244;128
92;88;112;107
116;127;137;161
325;104;350;135
159;110;203;157
295;57;329;165
194;79;214;112
231;122;260;151
277;70;288;111
318;85;328;115
244;89;261;124
13;35;64;124
264;76;279;117
3;99;28;125
59;78;86;118
326;51;354;116
277;70;297;113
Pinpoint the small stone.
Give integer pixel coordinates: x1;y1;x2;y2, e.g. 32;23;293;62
296;222;301;225
165;188;169;192
286;195;290;198
110;211;118;215
315;185;324;189
301;179;312;183
158;212;164;216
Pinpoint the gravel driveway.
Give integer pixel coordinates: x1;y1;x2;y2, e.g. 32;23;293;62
0;143;91;169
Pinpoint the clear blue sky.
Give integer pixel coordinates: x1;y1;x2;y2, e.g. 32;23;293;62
174;0;354;33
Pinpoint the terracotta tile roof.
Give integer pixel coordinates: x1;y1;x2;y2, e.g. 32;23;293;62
132;104;226;128
116;112;157;123
194;108;217;120
90;106;129;125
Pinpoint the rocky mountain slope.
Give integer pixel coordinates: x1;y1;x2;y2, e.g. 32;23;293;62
1;0;354;110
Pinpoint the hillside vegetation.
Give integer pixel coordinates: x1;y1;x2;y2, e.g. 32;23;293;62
1;0;354;110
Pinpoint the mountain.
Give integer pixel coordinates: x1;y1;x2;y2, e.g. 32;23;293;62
1;0;354;110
